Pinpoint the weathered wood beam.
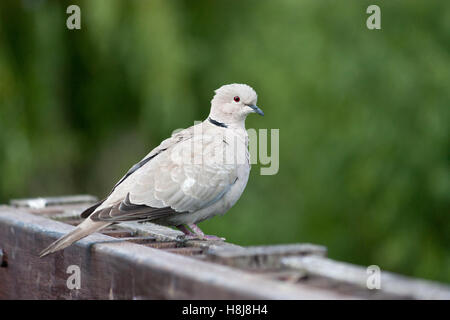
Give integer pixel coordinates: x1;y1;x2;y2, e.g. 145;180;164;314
0;206;351;299
282;256;450;300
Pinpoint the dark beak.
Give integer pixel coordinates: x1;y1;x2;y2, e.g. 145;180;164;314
248;104;264;116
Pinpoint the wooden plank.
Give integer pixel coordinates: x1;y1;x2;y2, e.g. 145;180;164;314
4;195;448;300
10;195;98;208
206;244;327;269
0;206;352;299
282;256;450;300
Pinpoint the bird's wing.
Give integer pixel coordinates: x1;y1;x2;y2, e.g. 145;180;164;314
88;124;238;223
80;130;188;219
88;193;181;222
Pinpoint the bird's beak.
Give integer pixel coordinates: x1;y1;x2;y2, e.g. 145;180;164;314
248;104;264;116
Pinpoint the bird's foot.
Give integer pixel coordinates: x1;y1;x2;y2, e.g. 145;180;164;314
176;224;225;241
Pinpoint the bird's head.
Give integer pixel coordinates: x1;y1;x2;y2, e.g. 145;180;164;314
209;83;263;126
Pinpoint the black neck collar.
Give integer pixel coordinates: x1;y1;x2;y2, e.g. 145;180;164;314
208;117;228;128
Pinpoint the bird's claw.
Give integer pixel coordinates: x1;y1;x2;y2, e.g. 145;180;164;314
176;224;225;241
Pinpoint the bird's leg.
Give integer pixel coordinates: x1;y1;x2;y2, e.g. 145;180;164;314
188;224;225;241
176;224;225;241
176;224;196;237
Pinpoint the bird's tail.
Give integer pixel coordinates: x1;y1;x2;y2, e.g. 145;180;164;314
39;221;109;258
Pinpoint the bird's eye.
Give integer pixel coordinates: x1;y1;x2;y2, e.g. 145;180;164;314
234;96;240;102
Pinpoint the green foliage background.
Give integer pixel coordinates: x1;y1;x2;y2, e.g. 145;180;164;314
0;0;448;282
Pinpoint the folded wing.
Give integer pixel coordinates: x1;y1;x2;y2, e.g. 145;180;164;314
86;125;237;223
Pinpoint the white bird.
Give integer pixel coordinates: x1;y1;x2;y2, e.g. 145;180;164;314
40;83;264;257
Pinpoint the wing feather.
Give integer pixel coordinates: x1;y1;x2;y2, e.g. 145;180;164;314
87;124;239;224
90;193;181;222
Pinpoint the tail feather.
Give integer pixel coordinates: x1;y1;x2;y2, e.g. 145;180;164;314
39;222;109;258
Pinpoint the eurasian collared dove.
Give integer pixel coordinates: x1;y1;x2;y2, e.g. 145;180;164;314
40;83;263;257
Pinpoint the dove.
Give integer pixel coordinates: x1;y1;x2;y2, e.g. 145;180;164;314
40;83;264;257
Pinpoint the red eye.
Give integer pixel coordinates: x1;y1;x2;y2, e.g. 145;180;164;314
234;96;240;102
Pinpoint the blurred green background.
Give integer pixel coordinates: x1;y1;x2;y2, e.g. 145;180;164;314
0;0;449;282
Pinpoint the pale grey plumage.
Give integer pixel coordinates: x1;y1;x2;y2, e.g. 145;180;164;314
40;83;262;257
